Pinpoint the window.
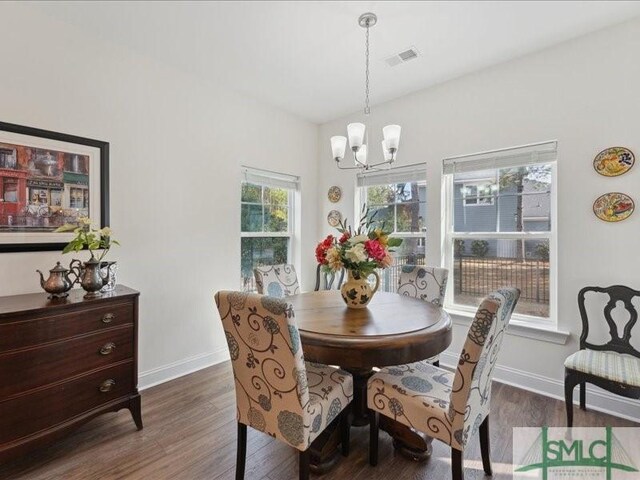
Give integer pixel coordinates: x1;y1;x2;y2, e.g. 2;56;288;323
461;181;496;206
3;178;18;202
240;167;299;292
0;148;17;169
358;163;427;292
70;187;89;208
442;142;556;323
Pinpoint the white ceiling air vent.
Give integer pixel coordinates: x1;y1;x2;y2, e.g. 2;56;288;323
384;46;420;67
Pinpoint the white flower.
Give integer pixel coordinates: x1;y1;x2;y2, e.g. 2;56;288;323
345;243;367;263
350;234;369;244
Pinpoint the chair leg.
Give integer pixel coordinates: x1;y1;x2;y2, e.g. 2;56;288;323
479;416;492;476
340;410;351;457
299;449;310;480
452;448;464;480
236;422;247;480
369;410;379;467
580;381;586;411
564;372;577;428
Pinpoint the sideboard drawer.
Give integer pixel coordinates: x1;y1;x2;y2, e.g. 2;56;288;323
0;301;134;353
0;326;134;398
0;361;134;444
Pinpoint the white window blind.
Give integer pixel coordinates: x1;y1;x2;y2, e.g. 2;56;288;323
241;166;300;190
357;162;426;187
443;141;557;175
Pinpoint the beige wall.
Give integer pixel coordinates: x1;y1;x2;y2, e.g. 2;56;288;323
318;18;640;419
0;3;319;387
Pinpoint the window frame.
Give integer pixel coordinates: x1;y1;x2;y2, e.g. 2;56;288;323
240;168;298;291
441;152;557;328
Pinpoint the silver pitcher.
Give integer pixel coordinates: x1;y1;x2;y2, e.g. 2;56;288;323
70;256;112;299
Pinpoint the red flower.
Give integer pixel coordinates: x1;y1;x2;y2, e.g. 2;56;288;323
364;239;386;261
339;232;351;244
315;235;335;264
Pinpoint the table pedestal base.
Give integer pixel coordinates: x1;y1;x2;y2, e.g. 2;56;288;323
345;368;374;426
380;416;433;461
308;420;341;474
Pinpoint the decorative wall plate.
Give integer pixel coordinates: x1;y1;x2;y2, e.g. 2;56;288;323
593;192;635;222
328;186;342;203
593;147;634;177
327;210;342;227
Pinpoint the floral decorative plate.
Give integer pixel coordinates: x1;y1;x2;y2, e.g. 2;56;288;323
328;186;342;203
593;147;634;177
593;192;635;222
327;210;342;227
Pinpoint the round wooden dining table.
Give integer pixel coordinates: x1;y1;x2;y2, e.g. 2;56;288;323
288;290;452;465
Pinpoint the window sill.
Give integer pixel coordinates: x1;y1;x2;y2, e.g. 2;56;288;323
445;307;571;345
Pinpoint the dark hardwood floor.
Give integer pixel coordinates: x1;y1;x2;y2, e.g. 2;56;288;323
1;361;636;480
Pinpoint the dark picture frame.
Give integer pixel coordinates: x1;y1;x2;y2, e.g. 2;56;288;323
0;121;109;252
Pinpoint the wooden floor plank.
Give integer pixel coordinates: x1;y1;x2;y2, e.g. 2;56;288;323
0;361;636;479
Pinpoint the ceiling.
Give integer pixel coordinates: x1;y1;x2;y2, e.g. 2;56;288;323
31;1;640;123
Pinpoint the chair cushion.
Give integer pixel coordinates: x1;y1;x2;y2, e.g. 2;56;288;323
368;360;455;447
305;362;354;444
565;350;640;386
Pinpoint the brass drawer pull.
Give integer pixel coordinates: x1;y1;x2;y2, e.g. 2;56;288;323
102;313;115;324
99;379;116;393
99;342;116;355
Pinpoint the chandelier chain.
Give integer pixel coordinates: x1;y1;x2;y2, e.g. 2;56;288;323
364;22;370;115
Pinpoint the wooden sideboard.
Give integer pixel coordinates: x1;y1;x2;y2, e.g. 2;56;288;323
0;285;142;463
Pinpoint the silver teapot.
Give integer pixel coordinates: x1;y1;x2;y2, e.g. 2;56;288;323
37;262;76;299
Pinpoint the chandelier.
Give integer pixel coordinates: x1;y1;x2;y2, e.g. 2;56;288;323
330;12;401;171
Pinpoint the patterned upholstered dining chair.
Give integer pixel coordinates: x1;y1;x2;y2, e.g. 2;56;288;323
215;291;353;480
253;264;300;298
367;288;520;480
314;265;345;291
564;285;640;427
397;265;449;366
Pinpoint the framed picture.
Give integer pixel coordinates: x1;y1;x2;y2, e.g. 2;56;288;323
0;121;109;252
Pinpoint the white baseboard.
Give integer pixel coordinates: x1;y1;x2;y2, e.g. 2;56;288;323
137;348;638;423
440;352;640;423
138;347;230;391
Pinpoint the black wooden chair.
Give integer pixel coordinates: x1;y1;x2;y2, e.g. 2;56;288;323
564;285;640;427
314;264;345;291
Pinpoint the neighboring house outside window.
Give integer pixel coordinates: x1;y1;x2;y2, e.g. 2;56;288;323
357;163;427;293
443;142;556;323
461;180;497;206
240;167;299;292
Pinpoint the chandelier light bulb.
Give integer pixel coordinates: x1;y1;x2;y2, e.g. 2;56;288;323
330;136;347;161
383;125;401;150
347;123;366;149
382;140;393;162
356;144;368;166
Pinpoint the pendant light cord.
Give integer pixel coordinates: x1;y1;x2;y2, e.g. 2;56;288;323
364;21;370;115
